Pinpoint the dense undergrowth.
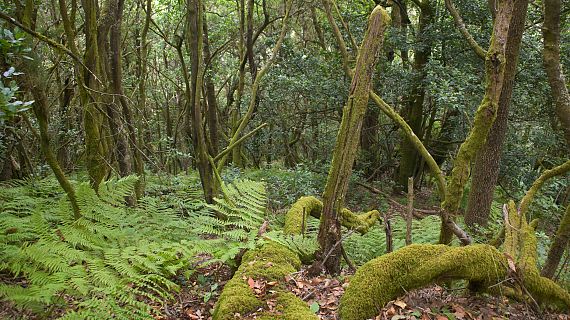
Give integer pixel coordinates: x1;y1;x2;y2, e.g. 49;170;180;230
0;166;568;318
0;173;267;319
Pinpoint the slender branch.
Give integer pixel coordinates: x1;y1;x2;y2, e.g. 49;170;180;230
0;10;100;83
322;0;352;75
331;0;358;52
217;0;293;167
369;92;447;197
356;181;440;215
519;159;570;215
444;0;487;60
214;122;268;163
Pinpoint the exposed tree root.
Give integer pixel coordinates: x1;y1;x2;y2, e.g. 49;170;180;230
340;201;570;320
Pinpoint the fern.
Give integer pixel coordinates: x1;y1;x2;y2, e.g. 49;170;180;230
0;175;269;319
263;231;319;264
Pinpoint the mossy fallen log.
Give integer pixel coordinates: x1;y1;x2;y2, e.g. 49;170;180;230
283;196;380;235
339;201;570;320
212;242;317;319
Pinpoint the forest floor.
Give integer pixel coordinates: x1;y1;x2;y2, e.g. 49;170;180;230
1;183;568;320
153;261;569;320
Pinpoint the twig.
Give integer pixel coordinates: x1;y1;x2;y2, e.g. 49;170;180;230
356;181;440;215
341;244;356;272
320;229;356;269
406;177;414;245
383;214;393;253
444;0;487;59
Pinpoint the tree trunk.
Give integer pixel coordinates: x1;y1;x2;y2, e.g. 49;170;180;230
440;0;515;244
360;105;380;179
396;2;433;190
542;0;570;149
542;204;570;278
187;0;217;203
539;0;570;278
17;0;81;218
318;6;390;275
81;0;110;191
203;14;219;157
464;0;528;228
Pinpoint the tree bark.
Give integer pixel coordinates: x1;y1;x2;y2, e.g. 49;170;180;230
186;0;217;203
81;0;110;191
540;0;570;278
542;0;570;149
318;6;390;275
464;0;528;228
203;14;219;156
542;204;570;278
440;0;514;244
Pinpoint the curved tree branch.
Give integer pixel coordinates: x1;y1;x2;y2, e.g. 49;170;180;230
444;0;487;60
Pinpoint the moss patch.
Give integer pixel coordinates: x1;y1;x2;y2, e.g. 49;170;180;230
339;244;507;320
212;277;262;320
212;242;301;320
256;292;319;320
283;196;323;235
283;196;380;235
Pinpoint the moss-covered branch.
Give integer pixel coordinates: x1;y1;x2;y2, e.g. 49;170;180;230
519;159;570;215
283;196;380;235
340;199;570;320
340;244;508;320
444;0;487;59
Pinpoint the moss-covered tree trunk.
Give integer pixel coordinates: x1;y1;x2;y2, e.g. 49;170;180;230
186;0;217;203
540;0;570;278
130;0;151;198
360;106;380;179
81;0;111;191
396;1;434;190
542;0;570;150
318;6;390;275
464;0;528;229
440;0;515;244
15;0;81;219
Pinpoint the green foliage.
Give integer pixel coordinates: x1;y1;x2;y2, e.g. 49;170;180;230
0;28;34;124
0;175;268;319
192;179;267;264
263;217;320;264
244;164;327;210
343;215;441;266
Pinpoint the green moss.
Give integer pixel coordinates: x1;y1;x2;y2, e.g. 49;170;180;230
283;196;380;235
340;244;507;320
240;242;301;281
212;242;305;320
256;292;319;320
212;277;262;320
283;196;323;235
340;208;379;234
341;205;570;320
